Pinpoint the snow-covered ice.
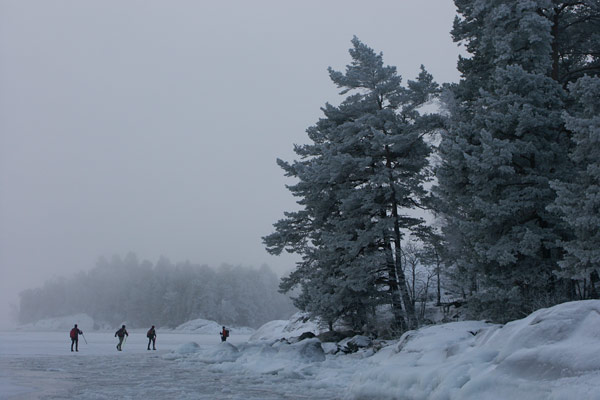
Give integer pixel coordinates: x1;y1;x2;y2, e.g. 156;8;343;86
249;312;325;342
174;318;255;335
0;329;339;399
2;301;600;399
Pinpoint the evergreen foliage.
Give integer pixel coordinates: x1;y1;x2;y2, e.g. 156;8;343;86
550;76;600;296
434;0;600;321
264;38;439;332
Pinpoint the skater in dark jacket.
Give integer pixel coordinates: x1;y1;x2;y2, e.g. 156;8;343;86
115;325;128;351
69;324;83;352
146;325;156;350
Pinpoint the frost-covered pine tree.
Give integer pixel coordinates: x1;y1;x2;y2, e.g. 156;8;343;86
550;76;600;296
264;37;439;332
434;0;599;321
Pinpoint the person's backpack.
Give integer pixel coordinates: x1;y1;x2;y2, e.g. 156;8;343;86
70;328;77;339
225;329;230;338
147;329;153;338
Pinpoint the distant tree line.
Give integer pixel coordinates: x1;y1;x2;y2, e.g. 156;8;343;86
265;0;600;334
18;253;297;329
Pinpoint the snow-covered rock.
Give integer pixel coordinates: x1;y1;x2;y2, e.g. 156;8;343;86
191;342;240;363
347;300;600;399
174;341;200;354
338;335;372;353
472;299;600;380
321;342;339;355
174;319;221;334
166;335;326;377
249;312;325;342
282;338;325;362
174;318;254;335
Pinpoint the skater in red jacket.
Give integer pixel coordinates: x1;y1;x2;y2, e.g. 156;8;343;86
220;326;229;342
69;324;83;352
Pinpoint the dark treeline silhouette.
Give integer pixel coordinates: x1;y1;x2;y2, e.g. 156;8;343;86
18;253;297;329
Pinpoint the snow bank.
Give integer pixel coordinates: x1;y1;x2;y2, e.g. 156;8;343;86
165;300;600;399
17;313;97;332
174;318;254;335
165;336;327;378
193;342;241;363
348;300;600;399
173;341;201;354
174;319;222;334
249;312;325;341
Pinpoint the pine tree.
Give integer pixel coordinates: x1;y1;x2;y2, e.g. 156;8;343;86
264;37;439;332
433;0;600;321
550;76;600;296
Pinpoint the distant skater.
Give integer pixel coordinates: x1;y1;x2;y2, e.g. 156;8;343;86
220;326;229;342
70;324;83;352
146;325;157;350
115;325;129;351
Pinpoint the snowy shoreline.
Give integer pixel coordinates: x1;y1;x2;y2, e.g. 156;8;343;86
2;300;600;399
155;300;600;399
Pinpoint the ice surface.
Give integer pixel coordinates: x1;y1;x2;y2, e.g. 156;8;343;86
0;330;338;399
2;301;600;399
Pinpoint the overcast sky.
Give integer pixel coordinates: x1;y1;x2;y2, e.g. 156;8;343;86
0;0;461;328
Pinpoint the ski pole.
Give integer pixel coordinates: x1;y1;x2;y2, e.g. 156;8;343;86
81;333;88;344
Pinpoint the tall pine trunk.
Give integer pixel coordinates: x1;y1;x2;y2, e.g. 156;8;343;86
436;251;442;306
386;145;418;329
391;205;418;329
385;237;407;331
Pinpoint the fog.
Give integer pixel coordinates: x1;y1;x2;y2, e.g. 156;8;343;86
0;0;460;329
18;255;296;329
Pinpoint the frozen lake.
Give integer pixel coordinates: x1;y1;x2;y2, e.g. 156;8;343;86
0;331;338;399
3;301;600;400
